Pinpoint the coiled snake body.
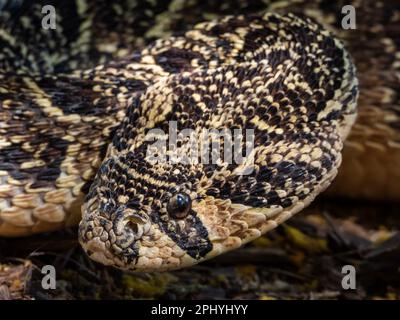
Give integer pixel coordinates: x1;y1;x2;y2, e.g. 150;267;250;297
0;0;398;271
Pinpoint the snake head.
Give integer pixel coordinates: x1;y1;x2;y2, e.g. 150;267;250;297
79;152;217;271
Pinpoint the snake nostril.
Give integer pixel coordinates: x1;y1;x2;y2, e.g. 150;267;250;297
123;215;147;239
126;220;139;234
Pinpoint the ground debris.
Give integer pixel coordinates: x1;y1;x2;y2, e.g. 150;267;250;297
0;260;33;300
0;199;399;300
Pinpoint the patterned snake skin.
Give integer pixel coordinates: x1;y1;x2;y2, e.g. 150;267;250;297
0;0;398;271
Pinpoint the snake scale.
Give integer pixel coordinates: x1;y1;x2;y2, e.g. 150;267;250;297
0;0;398;271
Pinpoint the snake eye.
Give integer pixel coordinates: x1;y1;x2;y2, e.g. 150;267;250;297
167;193;192;219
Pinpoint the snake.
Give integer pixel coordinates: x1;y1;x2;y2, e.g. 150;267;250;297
0;0;398;271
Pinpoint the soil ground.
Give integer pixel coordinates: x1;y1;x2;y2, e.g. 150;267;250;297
0;197;399;300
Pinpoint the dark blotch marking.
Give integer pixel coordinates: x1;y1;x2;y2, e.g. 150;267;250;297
155;48;205;73
0;136;69;187
152;209;212;260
